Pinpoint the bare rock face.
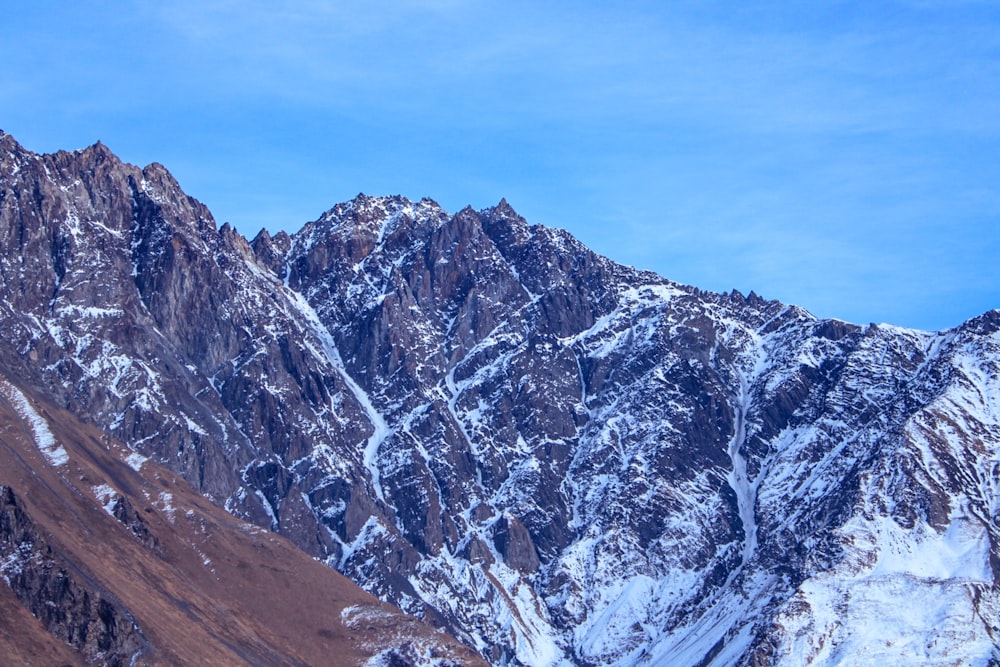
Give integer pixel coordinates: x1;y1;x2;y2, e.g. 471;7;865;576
492;515;540;575
1;130;999;666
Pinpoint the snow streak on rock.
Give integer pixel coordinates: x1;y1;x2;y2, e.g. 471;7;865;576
0;381;68;467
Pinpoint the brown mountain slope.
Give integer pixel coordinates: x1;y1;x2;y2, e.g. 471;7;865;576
0;374;484;666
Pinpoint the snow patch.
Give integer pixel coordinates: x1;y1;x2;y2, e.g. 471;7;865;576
0;381;68;467
157;492;176;522
125;452;148;471
54;304;124;319
92;484;118;516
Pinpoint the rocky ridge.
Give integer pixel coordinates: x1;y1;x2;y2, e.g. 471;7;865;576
1;131;998;665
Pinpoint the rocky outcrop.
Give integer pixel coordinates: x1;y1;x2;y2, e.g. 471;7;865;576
0;486;145;666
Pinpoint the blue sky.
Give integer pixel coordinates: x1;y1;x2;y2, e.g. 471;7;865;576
1;1;997;330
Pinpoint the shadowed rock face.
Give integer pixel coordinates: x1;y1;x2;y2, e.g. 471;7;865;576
2;131;999;665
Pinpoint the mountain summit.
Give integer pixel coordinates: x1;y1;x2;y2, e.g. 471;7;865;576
1;133;998;665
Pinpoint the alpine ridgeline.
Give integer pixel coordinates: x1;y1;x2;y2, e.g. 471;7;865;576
1;131;998;666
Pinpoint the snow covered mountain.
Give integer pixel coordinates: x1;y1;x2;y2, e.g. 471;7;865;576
1;131;998;665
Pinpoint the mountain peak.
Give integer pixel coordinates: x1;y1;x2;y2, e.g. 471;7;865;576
0;129;24;156
494;197;517;216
